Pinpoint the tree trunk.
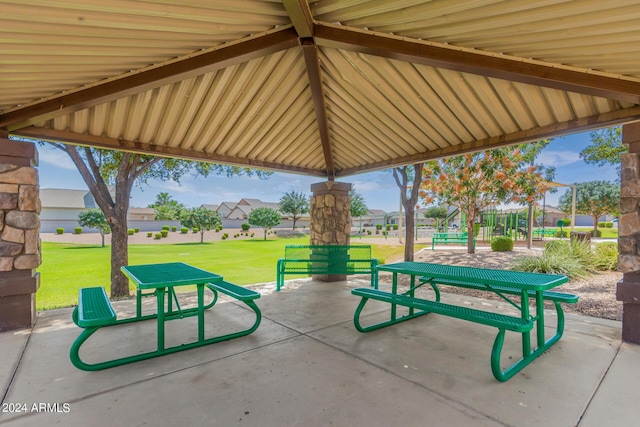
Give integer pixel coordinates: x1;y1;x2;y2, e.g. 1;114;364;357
264;228;267;240
100;231;105;248
404;204;416;261
292;216;297;230
108;217;130;297
467;215;476;254
200;230;205;243
593;215;599;237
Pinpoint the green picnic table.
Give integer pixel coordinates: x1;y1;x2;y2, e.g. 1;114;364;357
70;262;261;371
351;262;577;381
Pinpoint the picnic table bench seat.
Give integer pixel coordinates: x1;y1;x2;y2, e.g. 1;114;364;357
209;280;260;301
72;287;117;328
277;244;378;291
431;232;475;250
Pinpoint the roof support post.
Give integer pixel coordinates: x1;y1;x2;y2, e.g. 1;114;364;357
617;121;640;343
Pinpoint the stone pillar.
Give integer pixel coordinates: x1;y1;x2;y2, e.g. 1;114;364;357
0;135;41;331
310;181;352;282
617;122;640;343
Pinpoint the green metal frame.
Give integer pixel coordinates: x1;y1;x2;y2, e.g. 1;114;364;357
276;244;378;291
431;232;476;250
352;262;574;382
70;263;261;371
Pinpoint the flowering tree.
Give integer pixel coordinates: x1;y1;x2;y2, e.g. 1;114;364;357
420;144;553;253
180;207;222;243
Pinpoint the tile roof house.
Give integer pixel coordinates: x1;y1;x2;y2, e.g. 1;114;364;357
227;198;281;220
39;188;98;221
215;202;237;219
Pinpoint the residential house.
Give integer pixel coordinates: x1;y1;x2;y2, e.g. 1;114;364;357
215;202;236;219
128;207;156;221
227;198;280;220
39;188;99;233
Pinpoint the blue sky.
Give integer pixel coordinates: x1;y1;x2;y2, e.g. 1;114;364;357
35;130;619;212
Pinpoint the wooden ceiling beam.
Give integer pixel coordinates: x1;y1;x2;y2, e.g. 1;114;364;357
315;23;640;105
301;39;335;180
12;126;325;177
336;107;640;176
0;27;300;131
282;0;314;38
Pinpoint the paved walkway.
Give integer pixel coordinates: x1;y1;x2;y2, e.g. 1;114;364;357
1;278;638;426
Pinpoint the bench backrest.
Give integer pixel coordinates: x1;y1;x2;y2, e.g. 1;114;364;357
284;245;372;261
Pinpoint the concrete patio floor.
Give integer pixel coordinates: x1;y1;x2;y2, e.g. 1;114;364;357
1;278;638;427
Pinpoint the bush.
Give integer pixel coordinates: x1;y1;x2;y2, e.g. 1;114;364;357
154;233;162;240
561;218;571;226
491;236;513;252
127;229;135;235
215;226;222;232
251;233;254;237
598;222;606;228
161;225;170;231
56;228;64;235
171;226;177;232
147;232;153;237
181;227;188;234
192;227;199;233
545;240;570;253
593;242;618;271
554;230;568;238
591;229;602;238
544;239;595;272
367;230;372;235
511;252;589;279
386;224;392;231
605;222;613;228
161;230;169;237
241;223;251;231
134;227;140;233
393;224;398;230
74;227;83;234
376;224;383;230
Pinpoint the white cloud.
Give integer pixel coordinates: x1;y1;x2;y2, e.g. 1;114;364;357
37;148;77;170
536;151;581;167
352;180;382;192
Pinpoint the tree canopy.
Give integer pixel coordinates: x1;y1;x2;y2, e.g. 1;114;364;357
579;127;625;167
350;190;368;218
557;180;620;235
279;191;309;229
180;207;222;243
424;206;449;229
420;142;553;253
149;192;185;220
248;207;281;240
77;208;110;247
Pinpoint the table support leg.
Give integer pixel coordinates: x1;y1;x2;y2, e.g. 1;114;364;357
391;273;398;321
197;284;205;342
536;290;545;347
157;288;165;351
521;289;531;358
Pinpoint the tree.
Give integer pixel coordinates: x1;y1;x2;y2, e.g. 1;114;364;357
77;208;110;247
392;164;424;261
279;191;309;229
180;207;222;243
557;180;620;235
424;205;449;230
248;207;281;240
420;143;552;254
148;192;185;220
42;143;270;298
350;190;369;236
579;127;625;167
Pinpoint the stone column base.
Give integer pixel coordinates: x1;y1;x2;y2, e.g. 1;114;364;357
617;276;640;344
0;270;39;331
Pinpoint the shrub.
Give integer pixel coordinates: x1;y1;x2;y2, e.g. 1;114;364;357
593;242;618;271
367;230;372;235
241;223;251;231
376;224;383;230
386;224;392;231
161;230;169;237
591;230;602;238
171;226;177;232
491;236;513;252
223;233;229;239
545;240;570;253
74;227;83;234
251;233;254;237
544;239;595;272
134;227;140;233
56;228;64;235
181;227;188;234
511;252;588;279
215;226;222;232
154;233;162;239
221;235;227;240
598;222;606;228
161;225;170;231
147;232;153;237
561;218;571;226
393;224;399;230
554;230;568;238
192;227;200;233
127;229;135;235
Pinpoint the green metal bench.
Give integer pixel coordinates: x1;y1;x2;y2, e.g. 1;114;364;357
72;287;117;328
532;228;557;239
209;280;261;302
276;244;378;291
431;232;475;250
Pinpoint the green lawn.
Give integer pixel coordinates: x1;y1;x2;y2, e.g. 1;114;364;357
37;237;419;310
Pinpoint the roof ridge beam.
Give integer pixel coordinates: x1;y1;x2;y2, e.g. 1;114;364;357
283;0;314;38
314;23;640;105
0;26;300;131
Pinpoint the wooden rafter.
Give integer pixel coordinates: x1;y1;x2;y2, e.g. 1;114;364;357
282;0;314;38
315;23;640;105
337;106;640;176
0;27;299;131
13;126;326;177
